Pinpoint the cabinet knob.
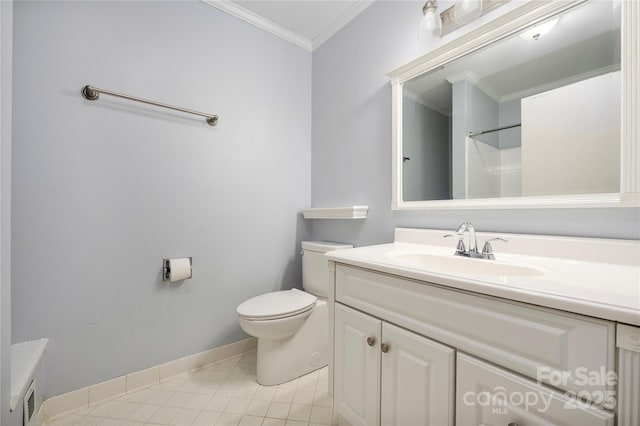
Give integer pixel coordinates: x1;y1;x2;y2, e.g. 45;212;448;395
381;343;390;353
366;336;376;347
507;423;519;426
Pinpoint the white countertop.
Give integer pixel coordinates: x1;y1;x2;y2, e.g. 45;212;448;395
327;228;640;326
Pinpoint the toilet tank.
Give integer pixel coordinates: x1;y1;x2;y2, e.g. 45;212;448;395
302;241;353;298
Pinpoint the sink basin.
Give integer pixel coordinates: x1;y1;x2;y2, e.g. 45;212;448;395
386;252;544;277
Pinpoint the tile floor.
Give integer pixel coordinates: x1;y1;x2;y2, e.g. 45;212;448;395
46;351;337;426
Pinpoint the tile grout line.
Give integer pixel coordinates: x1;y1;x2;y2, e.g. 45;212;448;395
42;337;257;424
46;362;336;426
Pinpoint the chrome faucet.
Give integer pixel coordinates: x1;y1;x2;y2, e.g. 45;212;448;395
444;222;478;256
444;222;508;259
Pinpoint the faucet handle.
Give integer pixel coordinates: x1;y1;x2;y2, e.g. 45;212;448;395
481;237;509;259
444;234;466;254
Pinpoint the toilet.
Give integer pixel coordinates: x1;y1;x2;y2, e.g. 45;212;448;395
237;241;352;385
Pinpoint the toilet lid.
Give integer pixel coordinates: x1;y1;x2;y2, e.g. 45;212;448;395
237;289;317;320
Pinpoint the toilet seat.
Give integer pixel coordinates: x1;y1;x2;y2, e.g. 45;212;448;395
237;288;317;321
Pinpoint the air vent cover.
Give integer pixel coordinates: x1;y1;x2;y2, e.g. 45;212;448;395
24;380;36;426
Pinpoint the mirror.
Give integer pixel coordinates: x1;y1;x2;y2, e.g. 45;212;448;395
389;0;638;209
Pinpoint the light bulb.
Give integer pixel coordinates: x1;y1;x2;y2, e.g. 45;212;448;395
453;0;482;25
419;0;442;46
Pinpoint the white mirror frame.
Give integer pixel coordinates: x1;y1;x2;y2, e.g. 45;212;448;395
389;0;639;210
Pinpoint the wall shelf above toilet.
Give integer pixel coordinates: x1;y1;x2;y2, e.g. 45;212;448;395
302;206;369;219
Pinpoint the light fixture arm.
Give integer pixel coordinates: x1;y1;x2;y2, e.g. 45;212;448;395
423;0;438;14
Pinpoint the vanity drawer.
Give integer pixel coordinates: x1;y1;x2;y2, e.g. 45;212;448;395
334;264;616;399
456;353;614;426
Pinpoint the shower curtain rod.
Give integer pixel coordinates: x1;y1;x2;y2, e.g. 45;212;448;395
468;123;520;137
81;85;218;126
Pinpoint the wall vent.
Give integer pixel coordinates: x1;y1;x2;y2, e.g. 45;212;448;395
23;380;36;426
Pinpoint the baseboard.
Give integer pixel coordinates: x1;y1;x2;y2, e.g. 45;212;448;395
43;337;257;422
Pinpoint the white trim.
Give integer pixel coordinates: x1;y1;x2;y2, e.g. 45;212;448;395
10;339;48;411
302;205;369;219
388;0;639;210
311;1;374;50
201;0;312;51
43;337;257;422
621;0;639;194
391;82;403;210
617;347;640;425
394;192;640;211
201;0;373;52
617;324;640;353
403;90;451;118
446;70;502;103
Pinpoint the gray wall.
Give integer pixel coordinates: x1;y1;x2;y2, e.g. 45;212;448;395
12;1;311;397
310;0;640;247
402;97;450;201
8;0;640;407
1;1;13;424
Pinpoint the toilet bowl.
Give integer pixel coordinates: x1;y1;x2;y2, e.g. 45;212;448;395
237;241;352;385
237;289;316;340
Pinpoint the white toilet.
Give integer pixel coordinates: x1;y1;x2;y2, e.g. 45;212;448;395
237;241;352;385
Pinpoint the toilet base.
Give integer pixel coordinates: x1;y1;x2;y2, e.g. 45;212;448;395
256;300;328;386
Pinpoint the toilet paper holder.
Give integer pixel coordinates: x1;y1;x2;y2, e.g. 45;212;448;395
162;257;193;281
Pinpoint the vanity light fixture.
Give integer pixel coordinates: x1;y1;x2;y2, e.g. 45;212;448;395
519;18;560;41
420;0;443;44
440;0;508;37
453;0;483;25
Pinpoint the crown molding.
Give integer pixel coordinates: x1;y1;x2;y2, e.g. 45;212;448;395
446;70;502;103
403;89;452;117
201;0;313;51
201;0;373;52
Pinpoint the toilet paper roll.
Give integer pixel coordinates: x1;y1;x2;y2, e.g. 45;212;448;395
168;258;192;282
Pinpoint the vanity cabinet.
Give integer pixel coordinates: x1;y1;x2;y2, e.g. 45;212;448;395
334;303;454;426
457;353;614;426
331;264;616;425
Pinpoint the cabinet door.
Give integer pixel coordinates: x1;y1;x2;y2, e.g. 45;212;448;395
456;353;614;426
334;303;381;426
381;322;455;426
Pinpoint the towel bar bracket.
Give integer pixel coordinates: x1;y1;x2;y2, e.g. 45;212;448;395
81;85;99;101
